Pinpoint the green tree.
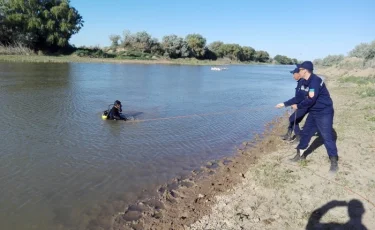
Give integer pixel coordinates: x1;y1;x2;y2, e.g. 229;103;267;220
161;34;190;58
274;54;293;65
185;33;206;59
349;43;370;59
220;43;243;61
122;29;133;48
255;50;270;63
150;38;163;55
242;46;255;61
204;47;217;60
109;34;121;48
121;30;161;54
208;41;224;58
364;40;375;61
132;31;153;53
1;0;84;51
349;40;375;61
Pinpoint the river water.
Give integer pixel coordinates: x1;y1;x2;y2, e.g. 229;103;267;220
0;62;296;229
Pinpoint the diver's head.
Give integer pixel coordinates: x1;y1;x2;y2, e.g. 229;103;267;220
114;100;122;110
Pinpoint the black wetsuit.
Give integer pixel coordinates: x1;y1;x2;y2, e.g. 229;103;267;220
108;107;126;120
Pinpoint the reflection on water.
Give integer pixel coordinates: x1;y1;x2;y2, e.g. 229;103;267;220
0;62;295;229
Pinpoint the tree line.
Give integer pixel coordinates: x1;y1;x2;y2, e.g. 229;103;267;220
0;0;297;64
108;30;297;63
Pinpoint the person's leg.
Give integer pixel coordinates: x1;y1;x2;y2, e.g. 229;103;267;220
314;111;338;172
290;109;308;142
282;113;294;140
297;114;318;150
291;114;318;161
294;109;308;136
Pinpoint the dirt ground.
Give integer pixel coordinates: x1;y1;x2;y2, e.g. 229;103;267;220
112;67;375;230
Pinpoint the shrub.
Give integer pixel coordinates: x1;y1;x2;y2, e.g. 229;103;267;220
74;48;115;58
320;55;345;67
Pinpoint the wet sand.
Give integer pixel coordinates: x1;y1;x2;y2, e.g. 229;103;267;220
110;67;375;230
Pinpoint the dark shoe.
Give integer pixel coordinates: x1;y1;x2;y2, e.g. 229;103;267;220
290;149;306;162
329;156;339;173
289;134;301;143
282;129;292;140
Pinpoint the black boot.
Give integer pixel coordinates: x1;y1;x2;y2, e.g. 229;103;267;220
282;129;292;140
329;156;339;173
290;149;306;162
289;134;301;143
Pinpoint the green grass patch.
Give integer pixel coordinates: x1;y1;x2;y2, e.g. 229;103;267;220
357;87;375;98
254;162;299;189
339;76;375;85
365;115;375;122
361;105;375;110
298;160;309;168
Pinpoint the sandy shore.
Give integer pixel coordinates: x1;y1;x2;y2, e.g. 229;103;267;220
109;67;375;230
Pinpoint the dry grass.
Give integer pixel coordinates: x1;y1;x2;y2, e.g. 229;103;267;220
0;43;34;55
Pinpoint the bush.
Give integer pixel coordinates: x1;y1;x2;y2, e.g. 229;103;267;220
314;40;375;70
116;50;153;60
337;57;365;69
313;58;323;66
349;40;375;60
320;55;345;67
74;48;115;58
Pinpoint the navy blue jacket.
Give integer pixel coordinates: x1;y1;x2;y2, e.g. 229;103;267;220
297;74;333;112
283;79;308;107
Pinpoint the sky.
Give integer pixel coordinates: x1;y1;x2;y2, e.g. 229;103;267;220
70;0;375;60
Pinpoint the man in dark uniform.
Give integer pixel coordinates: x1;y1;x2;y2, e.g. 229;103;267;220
276;65;308;143
290;61;338;172
108;100;127;121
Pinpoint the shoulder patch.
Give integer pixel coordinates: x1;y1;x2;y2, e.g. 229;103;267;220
309;88;315;98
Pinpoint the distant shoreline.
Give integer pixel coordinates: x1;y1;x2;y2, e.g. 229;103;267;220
0;54;277;66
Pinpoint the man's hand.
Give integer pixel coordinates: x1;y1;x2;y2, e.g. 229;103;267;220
291;104;298;110
275;103;285;108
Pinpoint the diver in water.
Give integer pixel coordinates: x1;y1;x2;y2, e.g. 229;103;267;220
108;100;127;120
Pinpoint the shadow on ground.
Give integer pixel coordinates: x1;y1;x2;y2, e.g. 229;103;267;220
306;199;368;230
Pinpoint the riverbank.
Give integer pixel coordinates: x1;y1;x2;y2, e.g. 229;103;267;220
0;54;264;66
111;67;375;229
